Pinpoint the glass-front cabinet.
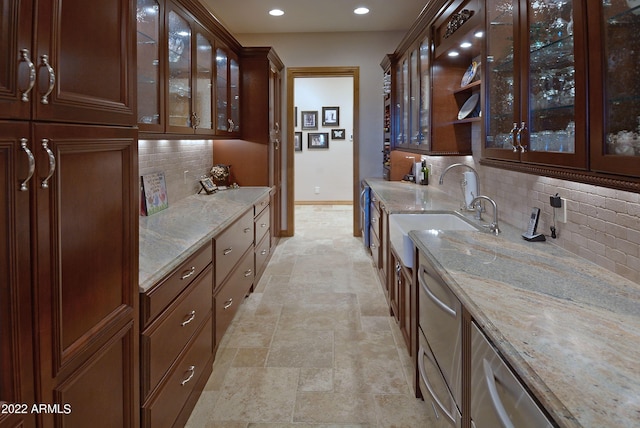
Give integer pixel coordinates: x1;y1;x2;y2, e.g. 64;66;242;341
137;0;162;131
166;7;192;132
589;0;640;178
215;45;240;135
484;0;588;168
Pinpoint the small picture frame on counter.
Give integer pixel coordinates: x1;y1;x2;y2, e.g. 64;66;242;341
199;177;217;194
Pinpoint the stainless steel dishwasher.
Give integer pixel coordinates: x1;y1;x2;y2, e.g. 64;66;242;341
417;251;463;426
471;322;553;428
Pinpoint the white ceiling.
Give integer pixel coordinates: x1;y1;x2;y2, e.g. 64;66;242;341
200;0;428;34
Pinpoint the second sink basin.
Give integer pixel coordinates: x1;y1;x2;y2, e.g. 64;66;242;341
389;212;479;268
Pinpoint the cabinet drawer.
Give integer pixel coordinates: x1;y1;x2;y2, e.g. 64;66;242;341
254;195;269;217
142;241;212;327
214;250;253;348
142;315;213;428
254;204;270;245
255;232;271;278
370;226;380;269
214;209;253;288
142;266;213;398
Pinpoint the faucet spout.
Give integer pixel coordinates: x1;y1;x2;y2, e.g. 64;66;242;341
470;195;500;235
438;163;480;210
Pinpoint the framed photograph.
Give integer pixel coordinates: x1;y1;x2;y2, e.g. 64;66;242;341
308;132;329;149
199;177;217;194
331;129;346;140
301;111;318;130
294;132;303;151
322;106;340;126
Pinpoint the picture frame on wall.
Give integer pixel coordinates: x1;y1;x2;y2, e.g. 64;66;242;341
301;111;318;130
322;106;340;126
308;132;329;149
294;132;303;151
331;129;346;140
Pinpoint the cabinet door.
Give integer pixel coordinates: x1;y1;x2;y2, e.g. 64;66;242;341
136;0;163;132
215;45;229;133
166;6;193;133
485;0;587;168
34;0;135;126
0;0;34;120
32;123;138;427
229;53;240;134
194;29;215;134
0;122;36;428
270;65;282;238
588;0;640;177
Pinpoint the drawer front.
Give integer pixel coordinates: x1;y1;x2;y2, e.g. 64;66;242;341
214;250;253;348
254;204;270;245
254;195;269;217
370;226;380;269
215;209;254;288
142;266;213;398
143;314;213;428
255;232;271;278
142;241;212;326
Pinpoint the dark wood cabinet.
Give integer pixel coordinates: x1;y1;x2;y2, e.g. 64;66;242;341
0;122;36;428
32;123;139;428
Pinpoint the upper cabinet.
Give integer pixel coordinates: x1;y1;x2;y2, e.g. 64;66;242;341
483;0;588;169
588;0;640;179
0;0;135;126
136;0;242;137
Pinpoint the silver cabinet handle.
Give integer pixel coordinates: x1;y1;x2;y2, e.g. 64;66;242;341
244;269;252;277
371;243;376;249
180;266;196;280
260;223;267;228
243;227;251;233
223;248;232;255
516;121;527;152
418;346;456;425
19;49;36;102
483;359;516;428
510;122;519;152
40;139;55;189
419;265;456;318
19;139;35;192
39;55;56;105
223;298;233;309
371;217;377;224
260;249;267;255
180;365;196;386
181;310;196;326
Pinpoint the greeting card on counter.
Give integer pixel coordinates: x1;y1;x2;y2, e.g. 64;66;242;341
141;172;168;216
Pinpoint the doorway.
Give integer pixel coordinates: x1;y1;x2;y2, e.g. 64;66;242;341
285;67;360;237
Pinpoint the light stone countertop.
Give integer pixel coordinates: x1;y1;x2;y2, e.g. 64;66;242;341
139;187;271;293
366;178;640;428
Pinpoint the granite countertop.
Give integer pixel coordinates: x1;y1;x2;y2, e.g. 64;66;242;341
366;178;640;428
139;187;271;292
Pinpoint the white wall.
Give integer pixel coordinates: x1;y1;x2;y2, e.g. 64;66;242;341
294;77;353;202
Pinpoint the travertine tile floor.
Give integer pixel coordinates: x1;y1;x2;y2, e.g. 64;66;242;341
186;205;431;427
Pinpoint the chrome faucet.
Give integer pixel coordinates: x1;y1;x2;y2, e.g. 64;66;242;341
438;163;480;211
471;195;500;235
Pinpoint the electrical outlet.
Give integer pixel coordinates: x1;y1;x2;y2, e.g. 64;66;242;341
314;186;320;194
559;197;568;223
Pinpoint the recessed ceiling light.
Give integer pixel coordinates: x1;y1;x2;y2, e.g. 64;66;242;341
460;42;472;48
474;31;484;38
354;7;369;15
448;51;460;57
269;9;284;16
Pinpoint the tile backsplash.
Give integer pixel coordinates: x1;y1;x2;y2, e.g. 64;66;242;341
139;139;213;205
426;155;640;284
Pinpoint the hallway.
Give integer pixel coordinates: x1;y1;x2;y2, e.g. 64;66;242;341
186;205;431;426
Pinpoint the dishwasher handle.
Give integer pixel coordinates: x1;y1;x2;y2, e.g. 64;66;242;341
419;264;457;318
483;358;516;428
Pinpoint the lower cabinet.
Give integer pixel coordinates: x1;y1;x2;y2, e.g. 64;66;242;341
141;241;214;428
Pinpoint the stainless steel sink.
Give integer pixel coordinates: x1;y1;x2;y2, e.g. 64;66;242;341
389;213;479;268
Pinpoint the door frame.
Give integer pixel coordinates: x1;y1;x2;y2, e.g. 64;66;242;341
285;66;360;236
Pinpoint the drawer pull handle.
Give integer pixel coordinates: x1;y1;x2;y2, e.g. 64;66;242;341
19;139;35;192
180;366;195;386
243;227;251;233
260;249;267;255
40;139;56;189
260;223;267;228
181;310;196;326
224;298;233;309
223;248;233;255
181;266;196;280
244;269;252;277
